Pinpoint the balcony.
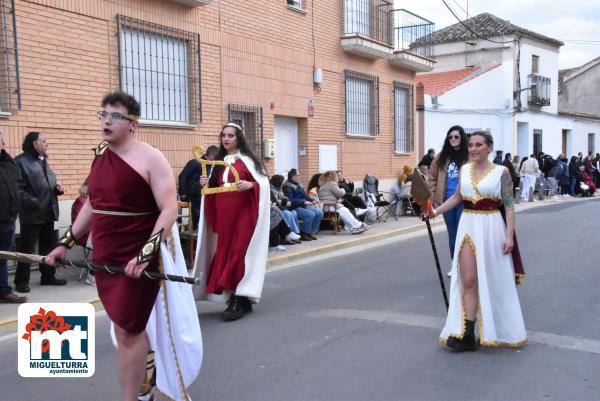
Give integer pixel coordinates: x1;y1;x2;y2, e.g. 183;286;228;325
528;74;551;107
388;9;435;72
341;2;435;71
167;0;213;7
341;0;394;59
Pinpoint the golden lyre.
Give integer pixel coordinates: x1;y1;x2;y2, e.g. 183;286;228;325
192;145;240;195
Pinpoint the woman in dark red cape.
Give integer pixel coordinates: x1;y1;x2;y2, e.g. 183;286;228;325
192;123;270;321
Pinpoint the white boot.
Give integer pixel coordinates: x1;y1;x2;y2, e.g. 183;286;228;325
286;232;301;241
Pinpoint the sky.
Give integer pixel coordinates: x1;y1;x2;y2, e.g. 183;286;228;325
393;0;600;69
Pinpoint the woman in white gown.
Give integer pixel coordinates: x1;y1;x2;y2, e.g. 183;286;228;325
423;131;527;351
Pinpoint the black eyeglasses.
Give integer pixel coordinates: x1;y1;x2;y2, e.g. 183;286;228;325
97;111;139;123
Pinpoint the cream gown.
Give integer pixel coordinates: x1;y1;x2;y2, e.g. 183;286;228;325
439;163;527;347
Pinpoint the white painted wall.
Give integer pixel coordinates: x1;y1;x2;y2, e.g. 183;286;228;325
517;38;560;114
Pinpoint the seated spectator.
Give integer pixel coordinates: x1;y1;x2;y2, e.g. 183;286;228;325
283;169;323;241
336;171;368;215
269;204;296;251
307;173;321;198
580;166;596;196
318;171;368;234
270;174;302;240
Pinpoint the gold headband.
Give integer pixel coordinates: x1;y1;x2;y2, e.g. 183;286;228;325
224;122;243;132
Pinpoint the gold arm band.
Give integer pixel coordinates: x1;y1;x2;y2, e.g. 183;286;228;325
57;226;77;249
137;228;164;265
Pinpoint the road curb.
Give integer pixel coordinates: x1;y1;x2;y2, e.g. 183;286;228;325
267;219;445;267
2;195;597;329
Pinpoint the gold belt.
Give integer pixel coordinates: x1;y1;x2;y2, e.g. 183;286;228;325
92;209;158;216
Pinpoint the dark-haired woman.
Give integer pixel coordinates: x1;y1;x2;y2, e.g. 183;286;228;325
423;131;526;351
193;122;270;322
427;126;469;262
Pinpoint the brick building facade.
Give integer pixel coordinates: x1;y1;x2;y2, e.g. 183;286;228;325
0;0;434;226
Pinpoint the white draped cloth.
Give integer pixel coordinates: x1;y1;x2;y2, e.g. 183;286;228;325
440;163;527;348
111;227;203;401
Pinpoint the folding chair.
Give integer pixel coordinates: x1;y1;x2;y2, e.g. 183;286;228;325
398;181;417;216
321;202;341;234
363;174;395;222
177;201;195;265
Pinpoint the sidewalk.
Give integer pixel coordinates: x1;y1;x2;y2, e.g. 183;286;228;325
1;194;597;327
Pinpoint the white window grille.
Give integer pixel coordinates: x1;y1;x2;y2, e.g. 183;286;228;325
117;15;201;124
394;82;414;152
345;70;379;136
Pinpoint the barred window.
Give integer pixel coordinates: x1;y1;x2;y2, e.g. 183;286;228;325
394;82;413;152
117;15;201;124
287;0;302;9
228;104;263;158
345;70;379;136
0;0;20;112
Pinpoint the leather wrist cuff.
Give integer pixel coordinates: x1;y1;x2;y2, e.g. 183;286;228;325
57;226;77;249
137;228;163;265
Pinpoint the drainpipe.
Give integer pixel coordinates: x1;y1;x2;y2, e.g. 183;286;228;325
416;83;425;159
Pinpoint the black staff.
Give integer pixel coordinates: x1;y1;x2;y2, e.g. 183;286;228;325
0;251;200;286
410;170;449;310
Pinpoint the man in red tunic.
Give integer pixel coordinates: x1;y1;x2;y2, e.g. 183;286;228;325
46;92;178;401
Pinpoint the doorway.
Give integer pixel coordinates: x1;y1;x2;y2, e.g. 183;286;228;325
274;117;298;176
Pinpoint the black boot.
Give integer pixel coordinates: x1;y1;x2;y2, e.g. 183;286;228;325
446;320;477;352
222;295;253;322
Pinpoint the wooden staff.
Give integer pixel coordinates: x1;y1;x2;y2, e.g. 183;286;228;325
0;251;200;285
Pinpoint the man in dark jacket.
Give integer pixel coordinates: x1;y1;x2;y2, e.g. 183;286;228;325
178;145;217;229
502;153;519;196
14;132;66;292
0;134;27;302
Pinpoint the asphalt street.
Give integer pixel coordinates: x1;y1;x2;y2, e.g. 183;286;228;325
1;199;599;401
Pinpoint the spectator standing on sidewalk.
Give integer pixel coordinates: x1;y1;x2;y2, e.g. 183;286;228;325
14;132;66;293
519;154;539;200
546;161;563;200
503;153;519;196
569;156;581;196
427;125;469;261
493;150;503;165
418;148;436;169
0;133;28;303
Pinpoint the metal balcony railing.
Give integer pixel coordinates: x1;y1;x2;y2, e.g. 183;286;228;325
343;0;393;47
392;9;435;59
528;74;551;106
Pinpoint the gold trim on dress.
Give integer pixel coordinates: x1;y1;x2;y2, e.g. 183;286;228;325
93;141;109;156
469;163;498;198
463;209;500;215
